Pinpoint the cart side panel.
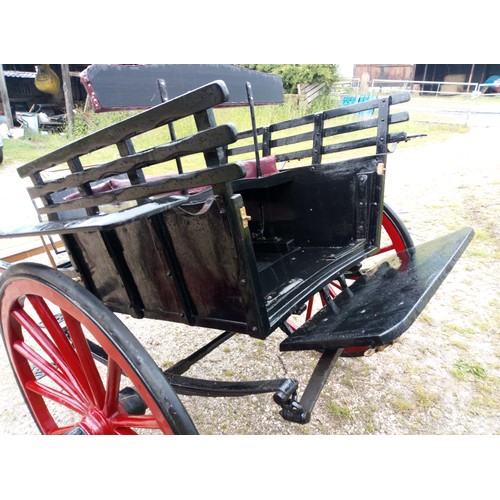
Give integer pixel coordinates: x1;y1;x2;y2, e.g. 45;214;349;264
63;231;139;316
114;218;188;320
162;201;249;326
238;155;384;249
62;193;268;336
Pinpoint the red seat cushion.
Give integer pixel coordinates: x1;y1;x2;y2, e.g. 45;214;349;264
62;156;279;202
241;155;278;178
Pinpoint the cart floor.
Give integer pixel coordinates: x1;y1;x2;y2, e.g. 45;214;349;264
256;241;368;316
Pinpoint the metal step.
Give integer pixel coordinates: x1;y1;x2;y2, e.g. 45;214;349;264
280;228;474;352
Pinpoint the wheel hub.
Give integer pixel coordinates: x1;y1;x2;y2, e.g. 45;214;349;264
78;407;114;435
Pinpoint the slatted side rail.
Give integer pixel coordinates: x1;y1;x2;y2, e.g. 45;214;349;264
226;92;411;165
27;125;240;217
17;80;233;220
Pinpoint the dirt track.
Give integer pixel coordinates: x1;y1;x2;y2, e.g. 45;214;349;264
0;119;499;436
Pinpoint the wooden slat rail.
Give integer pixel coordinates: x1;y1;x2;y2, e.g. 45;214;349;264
226;92;411;164
36;163;246;216
27;124;238;200
15;81;240;220
18;80;230;178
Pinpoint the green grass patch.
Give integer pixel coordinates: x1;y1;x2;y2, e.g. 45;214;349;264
326;401;352;419
445;323;476;337
448;339;469;350
414;384;439;411
390;396;414;412
451;359;487;381
1;132;68;167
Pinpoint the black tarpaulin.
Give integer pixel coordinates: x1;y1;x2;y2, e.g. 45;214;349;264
80;64;284;112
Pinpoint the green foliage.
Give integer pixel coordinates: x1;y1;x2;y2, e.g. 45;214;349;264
451;359;487;381
70;106;136;138
240;64;339;94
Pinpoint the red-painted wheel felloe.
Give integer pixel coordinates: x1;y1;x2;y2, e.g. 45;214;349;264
0;262;197;435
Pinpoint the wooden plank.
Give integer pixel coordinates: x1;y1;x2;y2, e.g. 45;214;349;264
36;163;246;215
323;112;409;139
28;124;238;199
228;105;409;162
61;64;74;136
17;81;230;178
322;132;408;155
0;239;65;263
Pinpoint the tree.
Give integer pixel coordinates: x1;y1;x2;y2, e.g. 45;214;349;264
240;64;339;94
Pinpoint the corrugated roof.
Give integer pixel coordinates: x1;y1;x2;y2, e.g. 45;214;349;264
4;70;36;79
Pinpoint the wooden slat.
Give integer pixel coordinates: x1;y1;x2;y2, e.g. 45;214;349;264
28;124;238;199
36;163;246;215
18;80;230;178
323;111;409;139
322;132;408;155
0;197;189;238
226;93;410;162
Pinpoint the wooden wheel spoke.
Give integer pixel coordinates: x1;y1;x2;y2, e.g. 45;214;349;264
27;295;73;354
62;312;106;408
26;295;95;396
103;358;122;416
25;379;87;415
13;339;87;404
110;414;161;430
379;243;395;253
15;300;98;403
12;307;72;373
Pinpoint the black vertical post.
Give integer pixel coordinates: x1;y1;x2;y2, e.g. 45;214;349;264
157;79;184;175
246;82;262;177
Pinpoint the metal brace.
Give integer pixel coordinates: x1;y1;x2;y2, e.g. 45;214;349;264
277;348;343;424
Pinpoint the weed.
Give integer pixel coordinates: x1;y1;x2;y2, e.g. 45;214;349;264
446;323;477;337
418;312;436;327
449;339;469;350
469;394;500;416
414;384;439;411
326;401;352;419
390;397;414;412
451;359;487;381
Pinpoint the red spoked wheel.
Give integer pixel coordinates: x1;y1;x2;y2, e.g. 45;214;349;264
0;262;197;435
284;204;414;356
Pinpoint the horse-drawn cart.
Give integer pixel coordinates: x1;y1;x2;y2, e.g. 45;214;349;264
0;80;473;434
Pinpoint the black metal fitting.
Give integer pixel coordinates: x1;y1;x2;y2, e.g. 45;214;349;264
280;401;310;425
119;387;147;415
273;378;299;406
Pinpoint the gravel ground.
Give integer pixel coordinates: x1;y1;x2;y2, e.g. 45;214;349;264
0;120;498;437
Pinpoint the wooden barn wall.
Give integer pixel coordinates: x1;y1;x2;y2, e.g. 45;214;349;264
354;64;416;81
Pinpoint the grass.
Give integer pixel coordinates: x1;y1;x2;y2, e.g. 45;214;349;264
451;359;487;381
414;384;439;411
1;94;468;177
1;131;69;166
390;396;414;412
326;401;352;419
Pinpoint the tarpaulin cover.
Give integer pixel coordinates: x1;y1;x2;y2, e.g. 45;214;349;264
80;64;284;112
